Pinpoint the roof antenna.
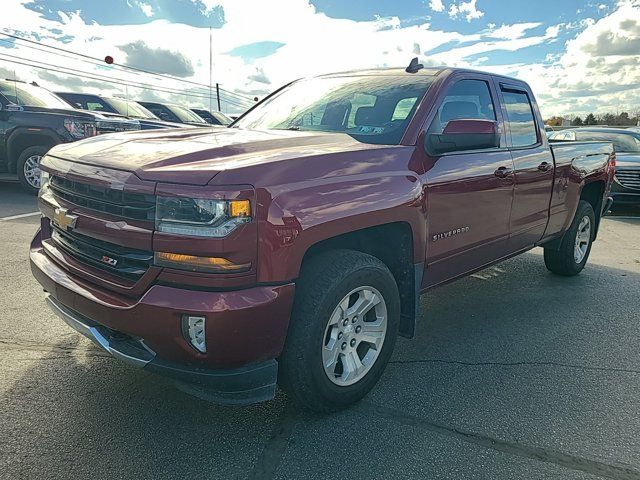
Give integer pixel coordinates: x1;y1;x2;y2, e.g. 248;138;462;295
405;57;424;73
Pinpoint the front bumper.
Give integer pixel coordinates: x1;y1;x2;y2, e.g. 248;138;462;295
46;294;278;404
610;192;640;206
31;235;295;405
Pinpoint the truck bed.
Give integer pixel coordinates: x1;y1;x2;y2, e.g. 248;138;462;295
549;140;614;173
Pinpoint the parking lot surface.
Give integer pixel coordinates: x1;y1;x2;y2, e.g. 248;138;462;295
1;182;639;480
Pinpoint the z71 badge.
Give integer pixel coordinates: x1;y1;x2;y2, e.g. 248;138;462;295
432;226;470;242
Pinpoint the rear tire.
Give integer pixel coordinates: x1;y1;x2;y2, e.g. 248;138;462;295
544;200;595;276
17;145;48;194
279;249;400;412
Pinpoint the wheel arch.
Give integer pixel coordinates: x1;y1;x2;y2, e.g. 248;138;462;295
298;222;422;339
7;129;60;172
579;179;605;241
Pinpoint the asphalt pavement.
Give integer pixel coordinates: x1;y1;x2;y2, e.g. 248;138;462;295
1;181;639;480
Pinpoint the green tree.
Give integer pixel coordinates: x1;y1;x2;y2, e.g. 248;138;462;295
572;116;583;126
585;113;597;125
617;112;631;125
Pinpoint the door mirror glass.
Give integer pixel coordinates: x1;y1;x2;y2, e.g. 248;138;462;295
425;119;500;155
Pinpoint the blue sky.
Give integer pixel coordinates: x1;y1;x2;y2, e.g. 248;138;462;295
3;0;640;116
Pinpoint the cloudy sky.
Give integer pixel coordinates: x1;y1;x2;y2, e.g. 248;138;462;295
2;0;640;117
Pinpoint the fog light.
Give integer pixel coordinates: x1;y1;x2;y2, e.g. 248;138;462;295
182;315;206;353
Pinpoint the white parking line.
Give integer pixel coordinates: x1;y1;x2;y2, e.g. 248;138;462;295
0;211;41;222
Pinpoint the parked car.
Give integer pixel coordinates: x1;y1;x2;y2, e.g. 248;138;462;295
56;92;187;130
190;108;233;126
31;62;614;412
550;127;640;207
0;80;139;193
137;101;210;127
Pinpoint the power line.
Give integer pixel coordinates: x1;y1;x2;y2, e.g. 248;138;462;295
0;53;246;106
0;55;252;109
0;39;252;108
0;30;255;103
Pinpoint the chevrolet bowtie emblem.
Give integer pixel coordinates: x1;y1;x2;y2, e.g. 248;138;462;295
53;208;78;231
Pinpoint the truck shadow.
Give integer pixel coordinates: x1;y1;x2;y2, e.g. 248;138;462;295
2;250;639;478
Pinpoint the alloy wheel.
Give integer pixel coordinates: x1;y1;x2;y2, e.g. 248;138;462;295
574;216;591;263
23;155;42;189
322;286;388;386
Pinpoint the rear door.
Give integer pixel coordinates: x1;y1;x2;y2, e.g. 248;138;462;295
423;75;515;288
498;83;555;251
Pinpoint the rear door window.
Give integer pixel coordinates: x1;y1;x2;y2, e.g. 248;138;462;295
502;89;538;147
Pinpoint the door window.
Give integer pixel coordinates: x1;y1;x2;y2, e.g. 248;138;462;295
428;79;496;134
502;90;538;147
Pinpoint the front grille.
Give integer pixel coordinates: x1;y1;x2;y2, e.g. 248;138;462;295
50;176;155;221
615;170;640;190
51;225;153;281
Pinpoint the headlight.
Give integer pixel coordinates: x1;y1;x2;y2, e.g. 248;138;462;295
156;196;251;237
64;119;97;139
39;170;50;190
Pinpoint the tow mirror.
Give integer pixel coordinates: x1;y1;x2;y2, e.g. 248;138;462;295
425;119;500;155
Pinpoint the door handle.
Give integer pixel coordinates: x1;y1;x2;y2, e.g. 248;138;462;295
494;166;511;178
538;161;553;172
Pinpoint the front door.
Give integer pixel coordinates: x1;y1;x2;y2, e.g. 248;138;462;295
422;76;515;288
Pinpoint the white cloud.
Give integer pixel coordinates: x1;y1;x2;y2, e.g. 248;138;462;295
488;22;542;40
448;0;484;22
139;2;153;17
1;0;639;117
428;0;445;13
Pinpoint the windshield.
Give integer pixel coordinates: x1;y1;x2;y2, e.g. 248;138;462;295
234;75;434;145
168;105;206;123
107;98;157;119
211;111;232;125
0;81;71;109
576;131;640;153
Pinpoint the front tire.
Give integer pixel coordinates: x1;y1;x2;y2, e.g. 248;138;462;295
544;200;596;276
279;250;400;412
17;146;48;194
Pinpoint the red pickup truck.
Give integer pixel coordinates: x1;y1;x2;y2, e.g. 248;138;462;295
30;62;615;411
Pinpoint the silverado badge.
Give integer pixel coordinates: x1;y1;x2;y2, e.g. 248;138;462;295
53;208;78;231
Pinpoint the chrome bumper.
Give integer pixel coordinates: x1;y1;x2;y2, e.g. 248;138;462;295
45;294;155;368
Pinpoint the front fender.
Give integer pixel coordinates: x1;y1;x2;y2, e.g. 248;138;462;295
257;172;426;283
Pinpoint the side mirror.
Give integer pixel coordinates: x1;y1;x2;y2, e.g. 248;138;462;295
425;119;500;155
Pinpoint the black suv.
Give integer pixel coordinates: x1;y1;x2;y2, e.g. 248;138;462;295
190;108;232;126
56;92;187;130
0;80;140;193
137;101;210;127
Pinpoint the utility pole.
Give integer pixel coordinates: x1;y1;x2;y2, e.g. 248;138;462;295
209;26;213;113
216;83;221;111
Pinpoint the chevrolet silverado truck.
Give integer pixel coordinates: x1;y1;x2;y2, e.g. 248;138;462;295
0;80;139;193
30;61;615;412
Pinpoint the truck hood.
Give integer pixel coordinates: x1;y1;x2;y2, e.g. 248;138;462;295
22;105;101;120
46;128;381;185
